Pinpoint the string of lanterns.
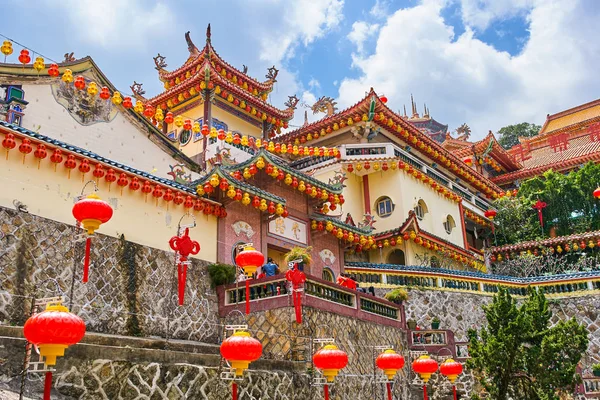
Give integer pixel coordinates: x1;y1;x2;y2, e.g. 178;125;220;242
311;219;374;247
464;209;492;228
344;160;462;204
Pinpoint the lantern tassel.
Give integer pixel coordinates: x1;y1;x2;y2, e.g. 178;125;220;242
38;159;41;169
5;150;8;160
423;385;428;400
293;290;302;324
232;382;238;400
386;382;392;400
324;384;329;400
22;154;25;164
245;278;250;314
43;371;52;400
178;263;187;306
83;237;91;283
453;385;457;400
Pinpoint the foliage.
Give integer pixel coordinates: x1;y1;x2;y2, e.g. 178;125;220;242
284;246;313;266
467;287;588;400
432;316;440;324
384;288;409;303
497;122;541;150
491;252;600;277
593;363;600;373
207;263;236;287
493;162;600;246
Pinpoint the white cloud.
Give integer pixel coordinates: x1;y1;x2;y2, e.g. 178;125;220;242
308;78;321;90
459;0;535;31
49;0;173;49
337;0;600;138
258;0;345;63
370;0;391;19
348;21;380;54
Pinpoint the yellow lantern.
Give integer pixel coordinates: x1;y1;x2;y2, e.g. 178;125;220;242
134;100;144;114
281;144;287;154
322;204;330;214
359;236;367;246
209;174;220;187
241;136;249;146
321;190;328;201
284;174;292;185
154;108;164;122
259;199;268;212
174;116;184;128
325;221;334;232
227;186;236;199
1;40;13;58
310;187;317;197
373;162;380;171
227;94;234;102
61;68;74;83
243;168;252;179
196;185;205;196
87;82;99;97
255;139;262;148
336;229;344;239
241;193;251;205
225;132;233;143
292;146;299;156
275;204;284;215
193;122;201;133
267;142;275;152
356;163;363;171
111;91;123;105
311;220;317;230
347;117;354;125
347;233;354;242
33;56;45;73
256;157;265;169
298;181;306;192
210;128;218;139
303;147;310;156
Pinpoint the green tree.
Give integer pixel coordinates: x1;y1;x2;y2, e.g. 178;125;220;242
497;123;541;150
467;287;588;400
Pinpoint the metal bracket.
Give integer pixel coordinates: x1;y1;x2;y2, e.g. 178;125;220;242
34;296;64;309
313;338;335;345
220;369;243;381
27;361;55;374
225;324;248;332
312;377;328;386
374;345;393;351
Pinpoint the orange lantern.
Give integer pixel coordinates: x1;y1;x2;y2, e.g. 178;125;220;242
412;355;438;400
220;329;262;400
313;344;348;400
440;358;463;400
377;349;405;400
72;192;113;282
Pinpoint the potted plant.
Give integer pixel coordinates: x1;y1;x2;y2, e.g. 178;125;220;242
593;363;600;377
384;288;409;305
407;319;417;330
431;317;441;330
284;246;313;271
207;263;236;287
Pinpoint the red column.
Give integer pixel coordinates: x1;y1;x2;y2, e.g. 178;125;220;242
363;175;371;214
43;371;52;400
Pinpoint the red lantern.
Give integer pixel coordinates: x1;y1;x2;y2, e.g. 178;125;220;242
169;227;200;305
440;358;463;399
380;95;388;104
18;49;30;65
74;76;86;90
105;168;117;188
143;104;154;118
23;302;86;367
72;192;113;282
99;86;111;100
78;159;91;178
220;329;262;378
173;192;184;205
2;132;16;159
252;196;260;208
235;245;264;314
364;161;371;170
201;124;209;136
48;64;60;77
183;196;194;208
122;97;133;109
484;209;497;220
285;262;306;323
377;349;405;400
165;112;174;124
92;163;105;179
267;201;276;214
183;119;192;131
219;178;229;191
64;155;77;178
18;138;32;163
412;354;439;400
129;177;141;191
163;189;174;204
193;199;205;212
218;129;226;141
594;187;600;199
141;181;152;201
34;143;47;168
152;185;164;204
313;344;348;399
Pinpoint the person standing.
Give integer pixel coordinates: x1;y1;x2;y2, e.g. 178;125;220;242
261;257;279;295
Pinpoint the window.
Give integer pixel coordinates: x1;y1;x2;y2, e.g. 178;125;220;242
414;199;428;220
322;268;334;282
376;197;394;218
179;129;192;146
443;215;456;234
387;249;406;265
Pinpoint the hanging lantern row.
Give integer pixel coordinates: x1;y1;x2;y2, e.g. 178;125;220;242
344;161;462;204
464;209;492;228
311;219;374;246
491;237;600;261
282;109;499;199
162;56;270;100
196;173;288;217
1;132;223;216
412;355;464;400
482;156;503;173
499;189;518;198
228;156;343;204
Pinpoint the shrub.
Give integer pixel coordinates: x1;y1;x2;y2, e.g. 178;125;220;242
207;263;236;287
384;288;409;304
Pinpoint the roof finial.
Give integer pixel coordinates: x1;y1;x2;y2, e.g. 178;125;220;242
303;110;308;127
206;24;211;43
403;105;407;117
411;94;419;118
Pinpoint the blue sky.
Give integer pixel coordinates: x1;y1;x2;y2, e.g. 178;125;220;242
2;0;599;138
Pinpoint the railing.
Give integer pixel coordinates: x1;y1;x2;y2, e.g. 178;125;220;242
345;262;600;298
217;274;403;328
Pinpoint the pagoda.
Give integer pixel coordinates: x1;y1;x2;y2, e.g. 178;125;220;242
142;25;298;166
403;95;448;143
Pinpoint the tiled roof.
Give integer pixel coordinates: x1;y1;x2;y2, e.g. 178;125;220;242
0;121;208;197
190;165;285;204
540;98;600;135
344;262;600;284
221;149;344;194
452;132;522;171
489;229;600;254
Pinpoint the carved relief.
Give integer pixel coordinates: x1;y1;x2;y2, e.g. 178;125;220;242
51;79;118;126
319;249;336;265
232;221;255;239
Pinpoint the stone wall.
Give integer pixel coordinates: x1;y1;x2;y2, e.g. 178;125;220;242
0;206;219;342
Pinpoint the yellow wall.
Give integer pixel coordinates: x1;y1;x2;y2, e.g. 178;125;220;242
367;170;465;248
168;103;205;160
312;167;365;225
212;103;262;137
0;154;218;261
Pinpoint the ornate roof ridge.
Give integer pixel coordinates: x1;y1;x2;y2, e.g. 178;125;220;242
539;97;600;135
489;229;600;254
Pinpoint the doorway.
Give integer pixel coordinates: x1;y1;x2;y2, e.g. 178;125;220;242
267;246;287;271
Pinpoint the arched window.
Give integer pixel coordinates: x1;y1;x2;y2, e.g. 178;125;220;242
376;196;394;218
322;268;335;282
414;199;428;220
443;215;456;234
179;129;192;146
387;249;406;265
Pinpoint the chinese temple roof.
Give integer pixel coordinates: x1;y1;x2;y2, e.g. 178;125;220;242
0;56;200;174
489;229;600;255
145;27;295;123
539;98;600;136
274;88;503;197
454;131;523;172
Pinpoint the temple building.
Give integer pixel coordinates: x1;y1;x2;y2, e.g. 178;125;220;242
1;27;599;283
